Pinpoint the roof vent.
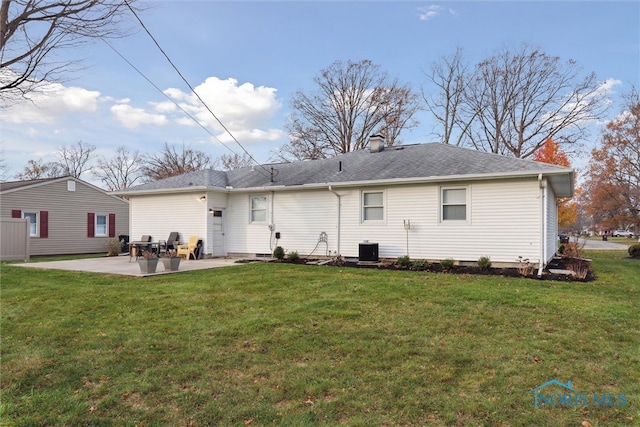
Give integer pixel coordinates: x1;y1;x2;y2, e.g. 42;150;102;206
369;134;385;153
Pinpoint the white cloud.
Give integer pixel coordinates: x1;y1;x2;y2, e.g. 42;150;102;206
150;100;177;113
162;76;282;140
2;82;101;124
214;128;286;144
110;103;168;129
418;5;457;21
595;78;622;98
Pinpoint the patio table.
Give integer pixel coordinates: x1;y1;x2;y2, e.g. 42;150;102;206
128;241;161;262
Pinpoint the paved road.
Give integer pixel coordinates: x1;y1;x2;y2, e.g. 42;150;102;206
571;237;633;250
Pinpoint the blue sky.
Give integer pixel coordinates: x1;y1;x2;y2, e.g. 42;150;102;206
2;0;639;185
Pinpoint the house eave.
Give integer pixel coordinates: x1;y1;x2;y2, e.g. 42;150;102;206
235;169;574;196
111;186;222;197
113;168;573;198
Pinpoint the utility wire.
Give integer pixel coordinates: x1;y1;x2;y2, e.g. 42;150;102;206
123;0;272;176
103;39;239;156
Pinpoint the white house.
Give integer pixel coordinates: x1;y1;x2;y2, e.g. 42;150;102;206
113;140;573;272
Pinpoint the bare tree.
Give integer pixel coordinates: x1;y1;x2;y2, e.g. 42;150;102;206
141;143;215;182
0;141;7;181
422;46;471;145
93;146;143;191
218;152;254;171
459;44;608;158
375;85;421;147
0;0;138;101
56;140;96;178
14;158;62;180
276;59;420;161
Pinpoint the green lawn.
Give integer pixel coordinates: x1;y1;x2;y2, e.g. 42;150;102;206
1;251;638;426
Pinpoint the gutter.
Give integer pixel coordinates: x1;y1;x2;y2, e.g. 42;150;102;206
328;186;341;256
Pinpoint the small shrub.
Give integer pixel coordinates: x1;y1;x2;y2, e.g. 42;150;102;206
629;244;640;258
397;255;411;268
140;249;157;259
516;256;535;276
273;246;285;260
287;251;300;262
330;255;345;266
557;244;565;255
477;256;492;271
410;260;428;271
106;238;121;257
566;258;590;280
562;238;586;259
440;258;455;270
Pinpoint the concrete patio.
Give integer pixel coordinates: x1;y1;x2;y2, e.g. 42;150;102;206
14;255;254;277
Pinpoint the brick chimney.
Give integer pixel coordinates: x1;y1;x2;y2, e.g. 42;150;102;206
369;134;385;153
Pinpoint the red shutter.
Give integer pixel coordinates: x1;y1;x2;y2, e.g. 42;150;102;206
40;211;49;238
11;210;21;218
108;213;116;238
87;212;95;238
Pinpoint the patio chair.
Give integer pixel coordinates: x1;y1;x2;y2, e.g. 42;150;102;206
159;232;179;254
177;235;199;260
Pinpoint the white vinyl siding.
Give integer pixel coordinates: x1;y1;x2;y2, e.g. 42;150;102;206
227;191;336;256
129;191;228;257
224;178;545;264
362;191;384;222
545;184;559;264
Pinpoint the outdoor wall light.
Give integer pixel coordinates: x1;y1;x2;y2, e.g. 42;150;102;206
198;196;206;202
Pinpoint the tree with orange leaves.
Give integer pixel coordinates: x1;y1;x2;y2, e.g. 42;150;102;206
583;90;640;232
533;137;579;228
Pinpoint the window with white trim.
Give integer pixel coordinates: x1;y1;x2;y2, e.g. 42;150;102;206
250;196;267;223
24;212;38;236
362;191;384;221
441;187;467;221
95;214;108;236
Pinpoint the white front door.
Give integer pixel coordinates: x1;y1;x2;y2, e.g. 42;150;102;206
210;209;226;257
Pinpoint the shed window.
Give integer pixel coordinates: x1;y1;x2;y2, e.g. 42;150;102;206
442;188;467;221
363;191;384;221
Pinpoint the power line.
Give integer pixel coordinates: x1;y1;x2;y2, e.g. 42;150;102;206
122;0;271;176
103;39;238;156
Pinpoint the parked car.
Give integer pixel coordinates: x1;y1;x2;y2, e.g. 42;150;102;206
612;230;634;238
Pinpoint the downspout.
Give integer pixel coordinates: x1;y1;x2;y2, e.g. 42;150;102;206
269;191;276;251
538;174;546;277
328;186;341;256
270;191;275;226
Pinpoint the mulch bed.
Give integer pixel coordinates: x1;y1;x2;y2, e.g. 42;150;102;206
259;256;596;282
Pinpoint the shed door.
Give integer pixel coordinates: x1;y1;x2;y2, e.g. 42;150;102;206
210;209;226;257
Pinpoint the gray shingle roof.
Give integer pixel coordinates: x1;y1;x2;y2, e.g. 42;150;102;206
0;177;66;193
115;143;572;194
